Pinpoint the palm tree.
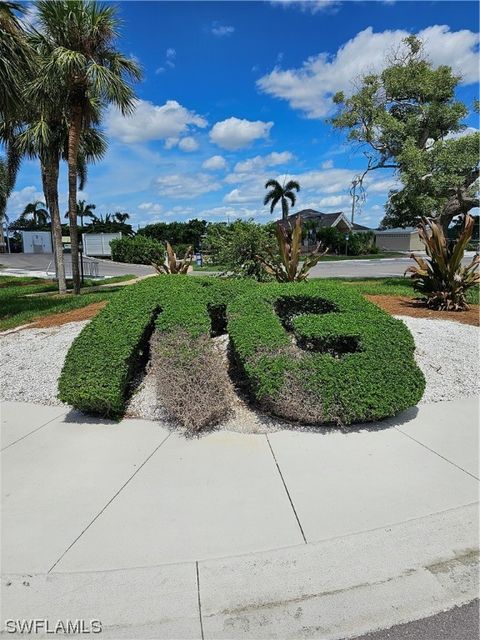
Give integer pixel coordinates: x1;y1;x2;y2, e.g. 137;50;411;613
20;200;49;225
0;2;33;228
64;201;96;227
0;2;32;121
263;178;301;222
19;71;106;294
114;211;129;223
32;0;141;293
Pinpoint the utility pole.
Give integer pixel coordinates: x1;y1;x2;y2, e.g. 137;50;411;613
350;176;360;226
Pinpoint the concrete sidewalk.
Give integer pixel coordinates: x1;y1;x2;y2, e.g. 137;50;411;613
1;397;478;638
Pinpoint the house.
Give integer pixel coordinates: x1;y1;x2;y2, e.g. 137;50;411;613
375;227;423;251
352;222;372;233
285;209;352;232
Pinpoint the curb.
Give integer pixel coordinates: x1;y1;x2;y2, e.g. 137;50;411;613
2;504;478;639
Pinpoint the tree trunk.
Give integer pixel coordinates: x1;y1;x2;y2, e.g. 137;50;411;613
439;191;480;235
281;197;289;221
42;158;67;293
67;107;82;294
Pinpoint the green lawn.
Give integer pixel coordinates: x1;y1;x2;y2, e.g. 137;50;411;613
0;275;135;330
318;252;405;261
320;276;479;305
192;263;227;272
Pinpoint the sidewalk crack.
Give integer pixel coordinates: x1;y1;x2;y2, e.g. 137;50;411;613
266;434;307;544
47;433;171;573
196;561;205;640
395;427;479;481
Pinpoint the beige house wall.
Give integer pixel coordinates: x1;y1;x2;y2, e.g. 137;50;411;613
375;231;422;252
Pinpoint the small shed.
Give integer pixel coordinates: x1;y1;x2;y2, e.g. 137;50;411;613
20;230;52;254
82;232;121;257
375;227;423;252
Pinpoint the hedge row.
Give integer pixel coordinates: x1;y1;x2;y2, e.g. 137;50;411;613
59;276;424;425
110;235;165;265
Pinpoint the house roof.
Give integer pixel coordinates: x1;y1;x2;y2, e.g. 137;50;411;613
375;227;419;235
288;209;350;229
352;222;372;231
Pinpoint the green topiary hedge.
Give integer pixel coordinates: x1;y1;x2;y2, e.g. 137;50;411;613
227;281;425;425
59;276;424;425
110;235;165;265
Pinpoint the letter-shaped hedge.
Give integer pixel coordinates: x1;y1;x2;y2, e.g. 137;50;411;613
59;276;425;425
227;281;425;425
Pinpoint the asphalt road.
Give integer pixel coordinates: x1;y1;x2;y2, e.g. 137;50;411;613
352;600;479;640
0;253;154;278
1;252;476;279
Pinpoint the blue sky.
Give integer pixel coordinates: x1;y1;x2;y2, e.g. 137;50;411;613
10;0;479;229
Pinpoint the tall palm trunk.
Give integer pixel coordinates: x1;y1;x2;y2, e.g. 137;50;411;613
67;107;82;294
42;157;66;293
281;196;289;221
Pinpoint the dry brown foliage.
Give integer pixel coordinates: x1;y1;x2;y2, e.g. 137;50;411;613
152;330;232;431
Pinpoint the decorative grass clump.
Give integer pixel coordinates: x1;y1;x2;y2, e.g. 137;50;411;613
59;276;425;426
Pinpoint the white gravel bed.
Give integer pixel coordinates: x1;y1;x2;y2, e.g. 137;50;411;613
394;315;479;404
0;321;87;405
1;316;478;426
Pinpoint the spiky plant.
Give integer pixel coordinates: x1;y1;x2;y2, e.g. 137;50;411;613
263;178;300;221
405;214;480;310
153;242;193;275
256;216;327;282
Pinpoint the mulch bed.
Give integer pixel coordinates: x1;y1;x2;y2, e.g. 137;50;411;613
31;301;108;328
366;295;479;327
19;295;480;330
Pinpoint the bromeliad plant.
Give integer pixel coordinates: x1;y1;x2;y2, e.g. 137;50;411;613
405;214;479;310
153;241;193;275
257;216;327;282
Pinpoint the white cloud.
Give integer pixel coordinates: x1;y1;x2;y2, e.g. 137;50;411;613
156;48;176;74
7;186;44;217
321;160;334;169
154;173;221;199
224;188;260;205
270;1;341;14
202;155;228;171
198;206;260;221
138;202;162;213
258;25;480;118
106;99;207;144
289;168;355;193
233;151;293;173
211;22;235;37
317;194;351;207
445;126;479;141
209;117;273;150
178;136;199;152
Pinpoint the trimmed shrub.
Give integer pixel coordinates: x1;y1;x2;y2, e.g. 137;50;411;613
227;281;425;425
110;235;165;264
59;277;424;426
58;277;165;417
58;276;252;419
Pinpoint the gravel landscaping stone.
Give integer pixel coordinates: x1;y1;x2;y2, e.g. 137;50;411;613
394;316;480;404
0;321;88;405
1;316;478;428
